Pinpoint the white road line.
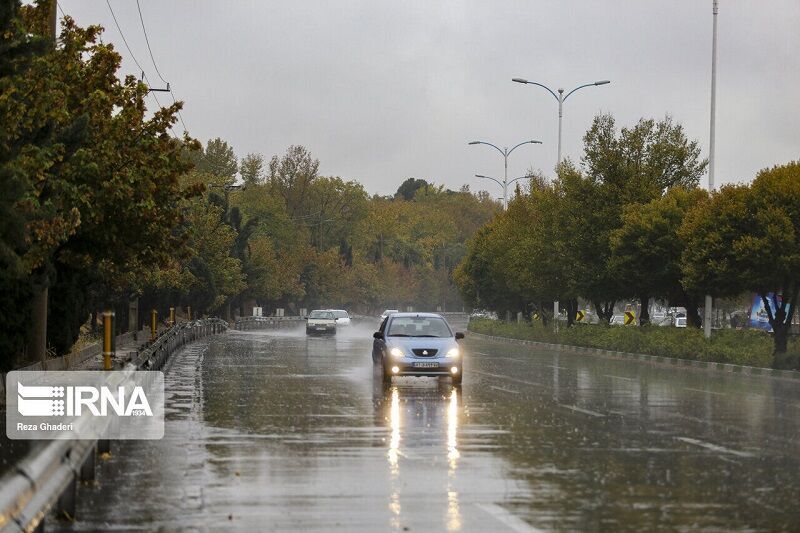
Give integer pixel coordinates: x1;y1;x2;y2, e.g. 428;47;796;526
604;374;634;381
490;385;520;395
675;437;755;458
682;387;727;396
477;503;543;533
560;404;605;418
471;369;543;387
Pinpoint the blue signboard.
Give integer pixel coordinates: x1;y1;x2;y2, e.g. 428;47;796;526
749;293;791;332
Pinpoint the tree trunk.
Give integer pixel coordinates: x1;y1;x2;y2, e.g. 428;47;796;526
773;325;789;355
639;295;650;326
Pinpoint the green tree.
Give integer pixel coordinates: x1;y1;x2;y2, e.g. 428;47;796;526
395;178;430;200
240;152;264;186
681;161;800;362
192;138;238;183
610;187;707;326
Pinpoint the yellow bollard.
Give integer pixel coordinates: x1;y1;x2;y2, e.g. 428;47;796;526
150;309;158;341
102;310;115;370
169;307;175;327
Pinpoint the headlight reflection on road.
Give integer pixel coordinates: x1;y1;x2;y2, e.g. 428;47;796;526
388;387;401;471
446;387;461;530
387;387;401;528
447;388;460;465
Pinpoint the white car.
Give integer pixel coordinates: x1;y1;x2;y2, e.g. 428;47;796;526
306;310;336;335
380;309;399;323
327;309;351;326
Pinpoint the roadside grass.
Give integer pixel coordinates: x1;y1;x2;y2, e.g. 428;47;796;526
468;319;800;369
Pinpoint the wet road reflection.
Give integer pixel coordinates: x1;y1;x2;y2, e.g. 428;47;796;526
55;322;800;531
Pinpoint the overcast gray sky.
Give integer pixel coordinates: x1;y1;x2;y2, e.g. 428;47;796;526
61;1;799;196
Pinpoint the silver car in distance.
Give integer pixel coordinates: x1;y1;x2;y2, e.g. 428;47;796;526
372;313;465;385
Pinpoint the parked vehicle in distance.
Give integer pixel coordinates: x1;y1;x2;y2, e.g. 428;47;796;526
306;310;336;335
470;309;498;320
372;312;465;385
327;309;351;326
380;309;399;322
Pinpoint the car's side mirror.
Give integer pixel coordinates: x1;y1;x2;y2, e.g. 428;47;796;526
373;331;383;339
455;332;465;340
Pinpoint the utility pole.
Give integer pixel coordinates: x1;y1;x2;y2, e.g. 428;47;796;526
30;0;59;363
704;0;718;340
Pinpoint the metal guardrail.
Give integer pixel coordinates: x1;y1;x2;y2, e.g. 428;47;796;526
0;318;227;532
234;315;304;330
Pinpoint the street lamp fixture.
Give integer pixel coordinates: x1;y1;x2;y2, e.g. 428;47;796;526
512;77;611;167
468;139;542;210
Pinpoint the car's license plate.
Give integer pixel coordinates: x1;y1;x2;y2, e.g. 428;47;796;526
413;362;439;368
316;327;326;331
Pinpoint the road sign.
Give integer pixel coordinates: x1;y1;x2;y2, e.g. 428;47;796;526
624;311;636;325
575;310;585;322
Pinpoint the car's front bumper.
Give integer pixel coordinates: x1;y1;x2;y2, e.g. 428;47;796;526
387;358;461;377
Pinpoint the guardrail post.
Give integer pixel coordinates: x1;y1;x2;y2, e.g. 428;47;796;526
103;310;115;371
150;309;158;341
56;476;77;519
98;439;110;455
80;445;96;481
169;306;175;327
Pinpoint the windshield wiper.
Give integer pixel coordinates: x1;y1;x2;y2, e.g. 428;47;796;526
388;333;410;337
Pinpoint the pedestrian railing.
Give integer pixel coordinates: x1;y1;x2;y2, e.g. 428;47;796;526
234;316;304;330
0;318;227;532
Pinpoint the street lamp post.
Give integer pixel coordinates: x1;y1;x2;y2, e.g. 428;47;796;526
512;77;609;331
511;78;610;168
468;140;542;209
704;0;719;339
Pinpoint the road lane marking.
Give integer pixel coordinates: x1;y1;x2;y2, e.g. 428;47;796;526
604;374;634;381
682;387;727;396
490;385;520;395
675;437;754;458
560;404;605;417
471;369;543;387
477;503;543;533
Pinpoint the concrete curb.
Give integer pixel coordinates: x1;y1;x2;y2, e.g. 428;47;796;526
467;331;800;381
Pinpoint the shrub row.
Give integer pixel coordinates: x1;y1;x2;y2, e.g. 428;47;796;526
468;319;800;369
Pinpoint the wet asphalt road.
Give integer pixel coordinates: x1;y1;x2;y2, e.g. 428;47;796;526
55;320;800;531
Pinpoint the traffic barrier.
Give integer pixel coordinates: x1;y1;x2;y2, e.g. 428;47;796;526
233;316;304;331
0;318;227;532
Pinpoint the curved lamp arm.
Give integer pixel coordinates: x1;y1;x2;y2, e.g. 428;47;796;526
468;140;505;157
512;78;559;101
507;139;542;156
474;174;504;188
564;80;611;101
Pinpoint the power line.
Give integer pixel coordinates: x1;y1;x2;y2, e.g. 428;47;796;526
135;0;167;84
105;0;188;134
135;0;188;134
105;0;147;75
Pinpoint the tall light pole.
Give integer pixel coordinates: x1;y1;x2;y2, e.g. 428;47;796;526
468;140;542;209
704;0;719;339
511;78;610;169
512;77;609;331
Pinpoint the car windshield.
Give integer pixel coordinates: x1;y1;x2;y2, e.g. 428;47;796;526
309;310;333;319
331;310;348;318
387;316;451;337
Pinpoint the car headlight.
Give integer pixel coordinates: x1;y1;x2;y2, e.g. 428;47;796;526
446;348;459;358
390;347;404;357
